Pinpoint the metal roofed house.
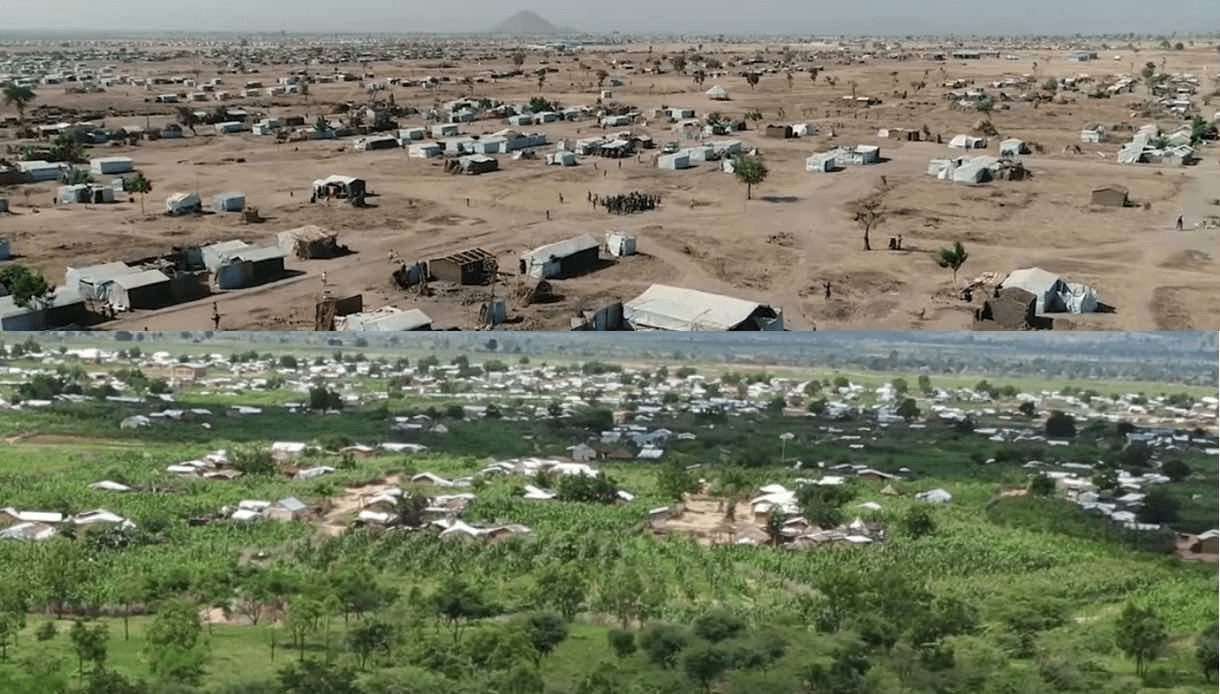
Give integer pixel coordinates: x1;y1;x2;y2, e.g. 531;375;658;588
623;284;784;331
212;191;246;212
107;269;174;311
519;234;602;280
90;157;134;175
312;175;366;201
0;287;87;331
165;192;202;216
211;245;287;289
429;247;497;285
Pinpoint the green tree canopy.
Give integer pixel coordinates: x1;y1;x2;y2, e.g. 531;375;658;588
733;156;768;200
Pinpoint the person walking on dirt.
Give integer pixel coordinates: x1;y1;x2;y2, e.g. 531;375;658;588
211;303;221;330
824;281;832;299
1176;215;1184;231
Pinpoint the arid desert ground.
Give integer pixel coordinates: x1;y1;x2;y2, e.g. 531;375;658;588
2;37;1218;330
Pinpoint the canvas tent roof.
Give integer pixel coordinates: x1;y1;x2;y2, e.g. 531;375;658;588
624;284;778;331
1001;267;1063;295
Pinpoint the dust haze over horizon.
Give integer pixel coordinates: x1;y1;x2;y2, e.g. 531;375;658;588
3;0;1219;37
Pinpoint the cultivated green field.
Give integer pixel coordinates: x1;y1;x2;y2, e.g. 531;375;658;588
0;345;1214;694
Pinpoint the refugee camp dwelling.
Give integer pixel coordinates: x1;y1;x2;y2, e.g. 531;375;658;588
409;142;444;158
605;230;637;257
657;152;693;169
1090;185;1129;207
949;134;987;150
18;160;65;182
214;121;248;134
0;287;87;331
313;175;366;201
999;138;1028;157
706;85;729;100
225;246;287;288
1080;127;1105;143
107;269;174;311
431;123;460;138
429;248;497;285
353;135;399;151
265;497;309;522
1000;267;1099;314
842;145;881;166
398;127;426;142
58;183;115;204
951;156;999;184
520;234;601;280
277;225;343;259
451;154;499;175
89;156;133;176
165;192;202;215
806;151;840;173
765;124;794;139
546;150;577;166
212;192;245;213
974;286;1051;330
336;306;433;331
623;284;784;331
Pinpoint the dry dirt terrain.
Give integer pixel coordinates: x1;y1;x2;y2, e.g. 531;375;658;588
2;40;1217;330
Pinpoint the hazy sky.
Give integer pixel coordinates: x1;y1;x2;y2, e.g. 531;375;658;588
4;0;1219;36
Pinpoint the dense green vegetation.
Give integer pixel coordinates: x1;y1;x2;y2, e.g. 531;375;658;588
0;345;1214;694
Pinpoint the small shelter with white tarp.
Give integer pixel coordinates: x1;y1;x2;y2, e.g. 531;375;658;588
623;284;783;331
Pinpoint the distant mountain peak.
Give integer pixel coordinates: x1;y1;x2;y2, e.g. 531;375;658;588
491;10;563;35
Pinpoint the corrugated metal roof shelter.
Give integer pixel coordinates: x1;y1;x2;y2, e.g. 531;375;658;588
624;284;784;331
0;287;87;331
109;269;173;310
520;234;601;280
202;240;250;272
429;248;497;285
67;261;136;296
212;191;246;212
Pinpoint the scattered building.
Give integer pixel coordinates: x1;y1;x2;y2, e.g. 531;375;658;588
519;234;602;280
623;284;784;331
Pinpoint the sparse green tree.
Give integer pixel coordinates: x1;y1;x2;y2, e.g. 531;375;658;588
3;85;35;124
1115;603;1167;677
1028;473;1056;496
0;264;54;310
733;156;768;200
936;241;969;289
129;174;152;215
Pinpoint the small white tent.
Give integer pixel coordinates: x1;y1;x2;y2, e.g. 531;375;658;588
165;192;202;216
949;134;986;149
706;85;729;100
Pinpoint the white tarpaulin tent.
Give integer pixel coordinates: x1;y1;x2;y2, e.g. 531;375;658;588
624;284;783;331
165;192;202;215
